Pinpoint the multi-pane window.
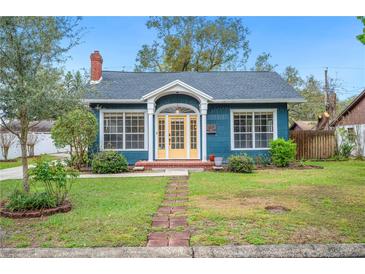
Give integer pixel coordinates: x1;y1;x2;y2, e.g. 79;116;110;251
125;113;145;149
254;112;274;148
158;117;165;149
103;113;124;149
190;117;197;149
233;112;253;149
103;112;145;150
347;127;356;142
232;111;275;149
170;119;184;149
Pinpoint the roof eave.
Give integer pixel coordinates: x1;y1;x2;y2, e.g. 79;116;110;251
83;98;306;104
83;99;144;104
330;89;365;127
210;98;306;103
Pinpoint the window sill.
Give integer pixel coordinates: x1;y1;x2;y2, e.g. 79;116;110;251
231;148;271;151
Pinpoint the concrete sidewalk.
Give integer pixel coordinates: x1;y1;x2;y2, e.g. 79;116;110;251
1;244;364;258
1;166;188;181
0;166;30;181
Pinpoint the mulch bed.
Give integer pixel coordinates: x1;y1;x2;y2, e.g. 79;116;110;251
0;159;17;162
0;201;72;219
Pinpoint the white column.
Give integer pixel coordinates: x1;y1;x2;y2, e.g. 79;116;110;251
147;100;155;162
200;101;208;162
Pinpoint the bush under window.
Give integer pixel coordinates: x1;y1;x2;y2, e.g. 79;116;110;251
269;138;296;167
91;151;128;174
227;154;254;173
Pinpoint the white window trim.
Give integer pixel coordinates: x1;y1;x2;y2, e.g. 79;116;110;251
230;108;278;151
99;109;148;152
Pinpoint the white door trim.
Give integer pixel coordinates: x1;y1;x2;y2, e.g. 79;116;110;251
155;113;201;160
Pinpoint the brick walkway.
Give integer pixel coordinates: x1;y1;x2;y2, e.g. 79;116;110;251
147;176;190;247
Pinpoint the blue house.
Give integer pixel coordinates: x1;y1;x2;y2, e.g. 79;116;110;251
86;51;304;167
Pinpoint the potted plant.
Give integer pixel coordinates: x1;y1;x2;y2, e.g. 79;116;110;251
214;156;223;167
209;154;215;161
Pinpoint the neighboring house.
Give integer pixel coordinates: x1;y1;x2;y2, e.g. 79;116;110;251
0;120;68;160
330;90;365;157
290;121;317;131
85;51;304;166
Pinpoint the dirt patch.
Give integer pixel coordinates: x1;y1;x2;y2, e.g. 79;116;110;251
290;226;346;244
0;201;72;219
192;196;299;216
265;205;290;213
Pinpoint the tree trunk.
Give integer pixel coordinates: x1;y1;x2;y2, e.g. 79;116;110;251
20;140;29;192
3;146;9;161
19;113;30;193
27;144;35;157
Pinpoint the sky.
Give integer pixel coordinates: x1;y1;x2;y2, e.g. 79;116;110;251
65;16;365;100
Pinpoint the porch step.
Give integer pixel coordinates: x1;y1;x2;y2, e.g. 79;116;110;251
135;160;214;170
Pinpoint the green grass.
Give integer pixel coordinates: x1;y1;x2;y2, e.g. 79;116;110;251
188;160;365;246
0;177;168;247
0;154;59;170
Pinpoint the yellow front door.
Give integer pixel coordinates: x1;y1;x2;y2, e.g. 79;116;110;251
169;116;187;159
157;114;199;159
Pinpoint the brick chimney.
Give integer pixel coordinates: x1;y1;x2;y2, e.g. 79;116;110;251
90;50;103;82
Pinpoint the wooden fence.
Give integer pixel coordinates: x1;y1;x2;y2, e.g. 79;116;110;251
289;130;336;160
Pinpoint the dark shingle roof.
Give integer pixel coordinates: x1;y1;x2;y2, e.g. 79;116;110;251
85;71;303;101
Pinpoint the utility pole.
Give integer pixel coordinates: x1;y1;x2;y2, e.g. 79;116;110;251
324;67;337;126
317;68;337;130
324;67;329;112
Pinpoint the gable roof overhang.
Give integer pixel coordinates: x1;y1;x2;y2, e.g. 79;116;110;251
141;79;213;103
330;89;365;127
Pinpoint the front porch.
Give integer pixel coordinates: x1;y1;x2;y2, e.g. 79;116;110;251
135;160;214;170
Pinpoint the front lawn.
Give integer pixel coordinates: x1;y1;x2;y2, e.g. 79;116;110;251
188;160;365;245
0;154;59;170
0;177;167;247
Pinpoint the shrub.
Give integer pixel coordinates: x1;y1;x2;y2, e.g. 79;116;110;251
51;108;98;170
227;154;254;173
91;151;128;174
269;138;296;167
336;128;355;159
254;155;272;166
29;159;78;206
6;190;56;212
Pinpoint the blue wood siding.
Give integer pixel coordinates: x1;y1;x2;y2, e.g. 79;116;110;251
89;103;148;164
90;101;289;164
206;103;288;160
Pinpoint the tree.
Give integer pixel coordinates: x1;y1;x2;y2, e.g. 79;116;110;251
0;132;16;160
0;17;82;192
135;17;250;72
288;75;325;123
356;16;365;45
51;108;97;170
251;52;277;72
337;95;356;114
282;66;304;89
